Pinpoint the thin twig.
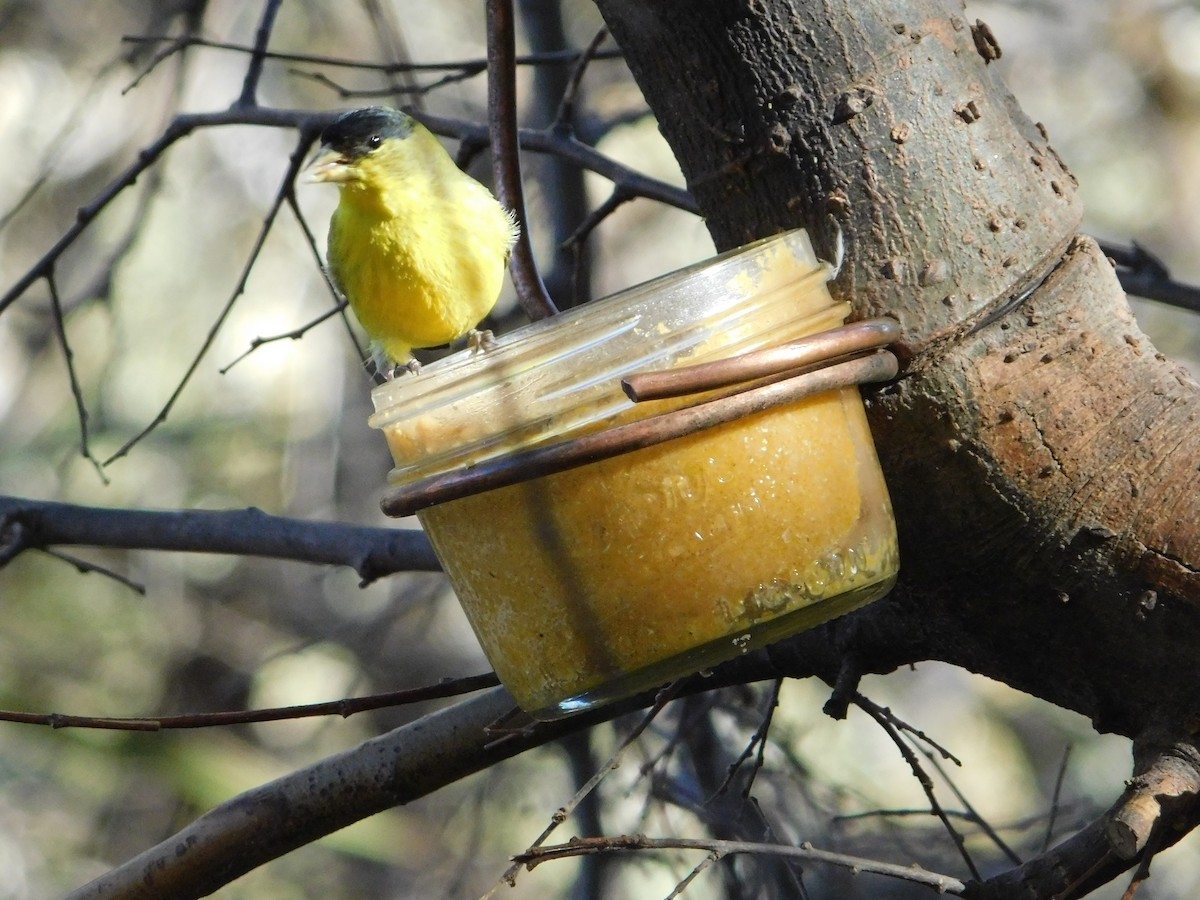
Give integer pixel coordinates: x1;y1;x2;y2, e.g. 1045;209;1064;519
38;548;146;595
667;850;723;899
283;189;370;364
561;185;634;249
120;34;623;75
1098;238;1200;313
45;272;107;483
0;673;499;732
486;0;558;320
512;834;969;895
491;683;682;896
552;27;609;134
854;696;981;881
854;693;963;766
235;0;283;108
711;679;783;801
122;32;192;94
220;301;347;373
1043;744;1072;853
921;745;1023;866
218;187;358;375
102;129;317;464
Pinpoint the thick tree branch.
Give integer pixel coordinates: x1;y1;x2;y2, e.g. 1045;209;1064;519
0;497;439;583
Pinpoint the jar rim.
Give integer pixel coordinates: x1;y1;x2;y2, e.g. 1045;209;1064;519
369;228;839;482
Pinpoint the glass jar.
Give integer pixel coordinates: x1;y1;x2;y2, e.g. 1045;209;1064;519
370;229;898;719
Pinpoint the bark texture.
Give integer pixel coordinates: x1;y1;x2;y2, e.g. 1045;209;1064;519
596;0;1200;893
595;0;1199;741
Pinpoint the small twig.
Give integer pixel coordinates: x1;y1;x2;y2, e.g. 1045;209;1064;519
486;0;558;321
711;679;783;801
45;272;108;483
854;696;981;881
235;0;283;108
0;673;499;732
122;32;192;94
511;834;969;894
220;301;349;374
854;693;962;766
1098;238;1200;313
38;548;146;595
289;68;472;100
491;683;682;896
667;850;723;899
283;188;370;363
103;128;318;464
121;34;624;75
552;27;609;134
1043;744;1073;852
561;185;634;250
921;744;1023;866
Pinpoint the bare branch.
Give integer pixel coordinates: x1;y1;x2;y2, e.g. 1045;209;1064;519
512;834;969;895
551;27;609;134
65;688;620;900
710;678;782;801
0;106;326;318
561;185;635;250
38;548;146;595
45;272;107;482
120;34;623;75
235;0;284;108
0;673;498;732
1042;744;1073;852
0;496;441;582
491;682;683;895
1098;238;1200;314
855;696;981;880
102;129;317;464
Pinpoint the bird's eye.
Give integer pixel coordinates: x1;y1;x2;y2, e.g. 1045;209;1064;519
367;134;383;150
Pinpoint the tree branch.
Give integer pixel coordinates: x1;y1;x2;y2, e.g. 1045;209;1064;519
512;834;969;895
0;497;440;583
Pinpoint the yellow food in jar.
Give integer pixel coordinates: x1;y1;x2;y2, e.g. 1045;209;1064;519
419;384;896;715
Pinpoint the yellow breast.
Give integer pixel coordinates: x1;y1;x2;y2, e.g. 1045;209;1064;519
326;129;517;364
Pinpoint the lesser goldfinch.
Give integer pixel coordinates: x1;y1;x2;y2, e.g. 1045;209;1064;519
308;107;518;376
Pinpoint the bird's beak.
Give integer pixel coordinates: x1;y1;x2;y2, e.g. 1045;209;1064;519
306;145;353;183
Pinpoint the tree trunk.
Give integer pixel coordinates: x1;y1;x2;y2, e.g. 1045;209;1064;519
595;0;1200;891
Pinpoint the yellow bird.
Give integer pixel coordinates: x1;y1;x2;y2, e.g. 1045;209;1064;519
308;107;518;376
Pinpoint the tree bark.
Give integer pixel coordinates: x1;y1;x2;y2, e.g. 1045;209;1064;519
595;0;1200;892
595;0;1199;744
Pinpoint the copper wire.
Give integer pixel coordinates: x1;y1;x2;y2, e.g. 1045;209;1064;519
380;338;899;517
622;317;901;401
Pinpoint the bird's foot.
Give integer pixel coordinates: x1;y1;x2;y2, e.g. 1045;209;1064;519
403;358;423;376
467;328;497;354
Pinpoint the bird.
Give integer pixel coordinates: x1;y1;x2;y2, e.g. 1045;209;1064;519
308;107;519;377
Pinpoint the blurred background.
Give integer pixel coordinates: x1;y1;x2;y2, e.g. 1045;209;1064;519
0;1;1196;897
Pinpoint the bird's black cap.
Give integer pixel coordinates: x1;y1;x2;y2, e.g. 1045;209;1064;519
319;107;414;159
